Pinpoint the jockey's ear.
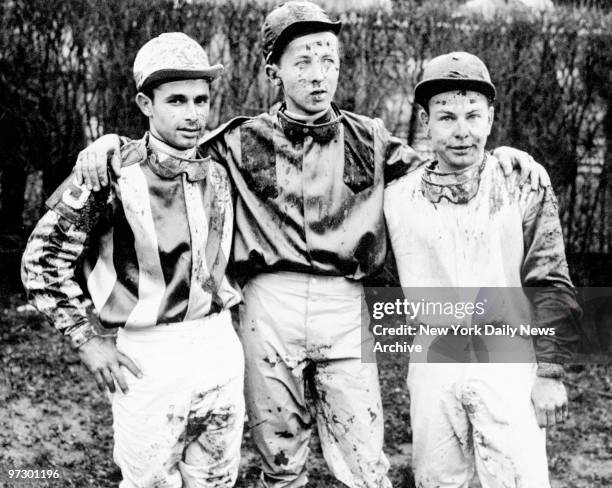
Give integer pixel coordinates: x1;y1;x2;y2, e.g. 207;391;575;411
265;63;283;87
135;92;154;117
419;107;430;137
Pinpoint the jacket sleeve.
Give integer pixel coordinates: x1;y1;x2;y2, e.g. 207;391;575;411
377;119;426;184
521;174;582;373
21;174;113;348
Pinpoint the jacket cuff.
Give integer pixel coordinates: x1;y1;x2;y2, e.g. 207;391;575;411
68;322;101;349
67;306;116;349
536;362;565;379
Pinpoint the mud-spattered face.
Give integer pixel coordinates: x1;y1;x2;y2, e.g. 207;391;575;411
272;31;340;118
423;90;494;172
136;78;210;150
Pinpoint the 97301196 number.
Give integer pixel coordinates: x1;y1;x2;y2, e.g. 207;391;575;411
8;469;60;479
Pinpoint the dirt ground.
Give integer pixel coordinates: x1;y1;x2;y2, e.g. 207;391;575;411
1;292;612;488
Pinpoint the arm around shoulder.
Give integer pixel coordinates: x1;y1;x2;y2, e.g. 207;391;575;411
75;134;130;190
376;119;426;184
492;146;550;189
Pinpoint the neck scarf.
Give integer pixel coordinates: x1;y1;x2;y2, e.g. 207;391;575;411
421;155;488;204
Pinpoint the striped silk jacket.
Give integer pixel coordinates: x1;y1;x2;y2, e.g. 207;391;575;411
21;134;241;348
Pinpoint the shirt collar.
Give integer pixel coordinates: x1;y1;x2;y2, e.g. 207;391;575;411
277;103;343;144
421;154;488;204
148;132;198;160
145;132;210;182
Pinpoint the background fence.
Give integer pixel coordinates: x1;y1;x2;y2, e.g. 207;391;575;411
1;0;611;285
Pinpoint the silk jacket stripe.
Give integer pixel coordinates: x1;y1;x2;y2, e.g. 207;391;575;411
120;163;168;327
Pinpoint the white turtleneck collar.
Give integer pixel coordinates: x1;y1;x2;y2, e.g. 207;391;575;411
283;107;330;125
147;132;197;161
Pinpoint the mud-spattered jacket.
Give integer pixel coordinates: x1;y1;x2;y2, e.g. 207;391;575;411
384;156;581;366
203;104;422;281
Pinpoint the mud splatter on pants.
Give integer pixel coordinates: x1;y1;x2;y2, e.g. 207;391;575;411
241;271;391;488
408;360;550;488
111;310;245;488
